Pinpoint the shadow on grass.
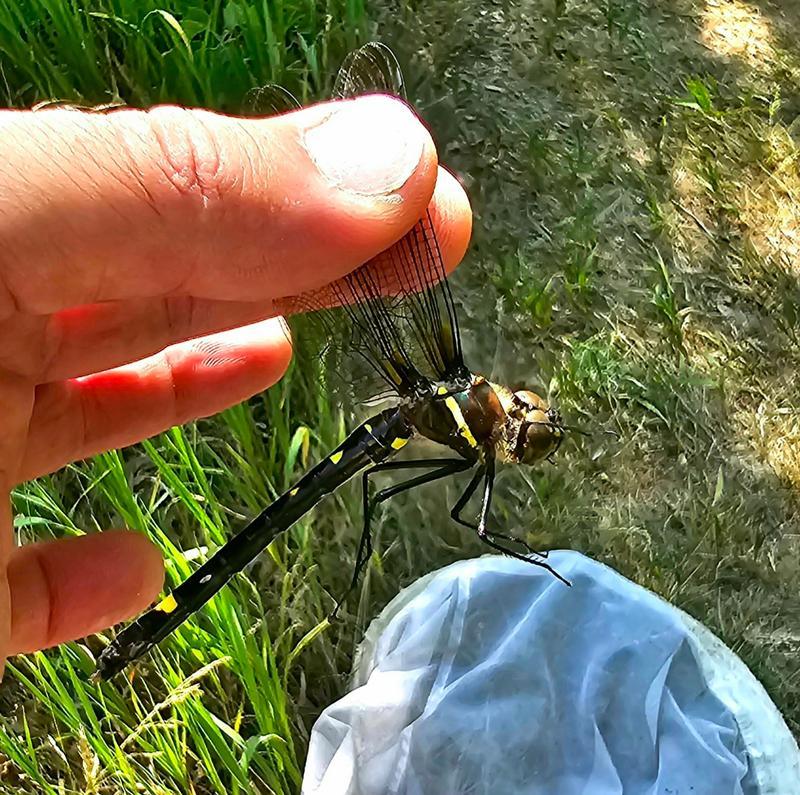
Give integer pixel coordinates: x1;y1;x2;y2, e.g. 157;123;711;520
347;0;800;738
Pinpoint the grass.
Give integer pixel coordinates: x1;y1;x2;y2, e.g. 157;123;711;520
378;0;800;736
2;0;800;792
3;381;352;794
0;0;366;107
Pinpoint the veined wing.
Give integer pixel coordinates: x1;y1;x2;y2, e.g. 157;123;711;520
329;43;466;392
244;83;301;116
253;43;468;397
332;41;405;100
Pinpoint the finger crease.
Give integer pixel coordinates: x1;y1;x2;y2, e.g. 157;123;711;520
148;109;223;203
163;295;196;343
161;348;182;426
39;314;66;381
29;545;58;648
0;261;23;320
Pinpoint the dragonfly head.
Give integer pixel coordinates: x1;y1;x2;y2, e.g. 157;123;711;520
508;389;564;465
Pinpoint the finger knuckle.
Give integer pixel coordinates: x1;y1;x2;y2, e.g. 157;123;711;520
161;348;187;425
132;106;230;205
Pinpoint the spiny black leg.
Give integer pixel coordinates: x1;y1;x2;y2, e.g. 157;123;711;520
476;533;570;586
451;462;529;546
474;457;569;585
330;467;378;622
331;458;472;619
450;460;550;559
450;465;485;531
479;530;547;558
476;453;496;534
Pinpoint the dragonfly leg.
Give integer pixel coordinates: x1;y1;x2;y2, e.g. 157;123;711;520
476;453;496;535
449;465;485;531
454;458;566;583
331;458;472;619
482;530;548;558
450;462;542;554
477;528;570;586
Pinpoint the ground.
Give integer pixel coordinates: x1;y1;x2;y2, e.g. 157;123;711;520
368;0;800;735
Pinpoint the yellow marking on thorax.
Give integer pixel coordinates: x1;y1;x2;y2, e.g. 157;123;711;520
157;594;178;613
365;423;373;433
289;487;299;497
437;385;448;396
445;396;478;449
330;451;344;465
391;437;409;450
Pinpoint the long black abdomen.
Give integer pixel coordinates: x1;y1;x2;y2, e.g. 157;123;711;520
95;407;413;679
213;406;412;573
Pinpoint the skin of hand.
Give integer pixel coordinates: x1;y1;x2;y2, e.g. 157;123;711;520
0;96;471;678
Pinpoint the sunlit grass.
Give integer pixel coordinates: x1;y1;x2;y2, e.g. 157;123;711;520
0;0;366;108
381;0;800;742
4;385;341;792
701;0;776;67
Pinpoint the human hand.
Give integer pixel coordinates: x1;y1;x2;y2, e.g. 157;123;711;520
0;96;471;676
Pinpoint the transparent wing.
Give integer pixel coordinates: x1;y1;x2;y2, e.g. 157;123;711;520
242;83;301;117
264;43;468;400
332;41;405;100
242;40;403;117
290;43;466;395
278;208;467;397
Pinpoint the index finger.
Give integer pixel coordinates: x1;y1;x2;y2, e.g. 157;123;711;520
0;96;457;318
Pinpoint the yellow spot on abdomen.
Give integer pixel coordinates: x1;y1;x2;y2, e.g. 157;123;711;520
157;594;178;614
391;437;408;450
330;451;344;464
289;487;299;497
365;424;373;433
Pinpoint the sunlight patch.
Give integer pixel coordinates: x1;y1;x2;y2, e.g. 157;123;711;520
701;0;776;67
739;125;800;265
752;405;800;491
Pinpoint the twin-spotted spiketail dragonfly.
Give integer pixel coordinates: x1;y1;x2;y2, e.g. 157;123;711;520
95;42;569;680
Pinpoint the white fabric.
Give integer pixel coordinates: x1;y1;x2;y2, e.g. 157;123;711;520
303;551;800;795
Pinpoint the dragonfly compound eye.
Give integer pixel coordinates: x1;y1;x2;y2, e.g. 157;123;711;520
515;412;561;465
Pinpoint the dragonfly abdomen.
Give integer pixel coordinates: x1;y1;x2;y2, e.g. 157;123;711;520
95;407;413;679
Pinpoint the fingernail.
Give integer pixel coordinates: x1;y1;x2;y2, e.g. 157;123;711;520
303;95;428;195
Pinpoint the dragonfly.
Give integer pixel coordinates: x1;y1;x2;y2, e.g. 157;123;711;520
94;42;570;680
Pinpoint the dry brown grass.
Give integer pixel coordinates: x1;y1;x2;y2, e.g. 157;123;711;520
702;0;777;66
374;0;800;739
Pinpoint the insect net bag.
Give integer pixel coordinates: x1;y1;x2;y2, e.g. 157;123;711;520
301;552;799;795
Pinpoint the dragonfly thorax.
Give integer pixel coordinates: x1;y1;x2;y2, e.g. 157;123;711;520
403;376;564;466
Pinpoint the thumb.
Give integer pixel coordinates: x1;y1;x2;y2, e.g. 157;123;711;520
6;530;164;655
0;96;447;316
